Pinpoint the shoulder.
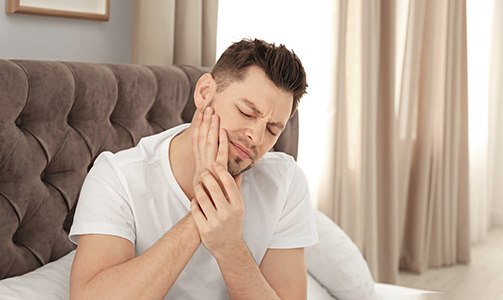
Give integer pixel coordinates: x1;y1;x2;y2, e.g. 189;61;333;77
93;124;189;171
246;152;306;186
252;152;295;174
257;152;305;175
255;151;297;169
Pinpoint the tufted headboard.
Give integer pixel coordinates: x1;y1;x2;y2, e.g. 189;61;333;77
0;59;299;280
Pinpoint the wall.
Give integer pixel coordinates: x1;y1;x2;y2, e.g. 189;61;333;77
0;0;133;63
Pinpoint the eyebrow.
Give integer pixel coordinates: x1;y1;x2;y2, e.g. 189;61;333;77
240;98;286;130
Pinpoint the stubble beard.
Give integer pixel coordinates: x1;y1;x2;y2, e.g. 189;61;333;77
227;156;255;177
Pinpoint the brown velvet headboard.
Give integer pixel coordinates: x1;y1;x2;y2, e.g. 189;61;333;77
0;60;299;280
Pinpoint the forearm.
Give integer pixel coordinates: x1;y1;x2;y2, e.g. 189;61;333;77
214;241;281;300
72;214;201;300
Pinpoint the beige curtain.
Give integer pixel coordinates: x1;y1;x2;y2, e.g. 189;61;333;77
318;0;470;283
133;0;219;66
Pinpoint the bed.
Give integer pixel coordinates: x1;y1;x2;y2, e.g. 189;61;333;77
0;59;438;299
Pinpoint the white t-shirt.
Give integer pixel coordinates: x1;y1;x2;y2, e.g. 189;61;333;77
69;124;318;300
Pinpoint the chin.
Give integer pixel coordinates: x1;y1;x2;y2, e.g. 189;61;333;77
228;159;254;177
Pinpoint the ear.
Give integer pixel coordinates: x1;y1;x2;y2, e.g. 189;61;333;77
194;73;217;110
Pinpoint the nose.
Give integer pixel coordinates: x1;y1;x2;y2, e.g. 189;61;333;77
245;121;266;145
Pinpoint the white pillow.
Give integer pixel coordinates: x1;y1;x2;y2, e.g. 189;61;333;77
0;250;74;300
306;209;378;300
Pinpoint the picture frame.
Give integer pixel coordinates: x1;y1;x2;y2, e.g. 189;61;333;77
6;0;110;21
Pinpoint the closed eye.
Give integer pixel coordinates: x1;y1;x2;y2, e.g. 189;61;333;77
238;107;253;118
268;127;279;136
237;105;281;136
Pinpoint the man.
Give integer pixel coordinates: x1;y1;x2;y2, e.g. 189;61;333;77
69;38;318;299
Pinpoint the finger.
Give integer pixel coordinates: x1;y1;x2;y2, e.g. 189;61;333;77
194;181;217;219
234;174;243;190
216;129;229;169
191;108;203;123
206;114;219;165
192;110;203;163
213;162;242;206
198;107;213;162
191;198;209;229
201;169;229;211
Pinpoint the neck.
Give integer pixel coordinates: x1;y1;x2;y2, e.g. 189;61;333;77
169;124;197;201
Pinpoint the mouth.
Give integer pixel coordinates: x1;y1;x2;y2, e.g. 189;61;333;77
230;141;252;160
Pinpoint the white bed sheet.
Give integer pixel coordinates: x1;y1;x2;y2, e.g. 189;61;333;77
308;274;442;300
0;250;441;300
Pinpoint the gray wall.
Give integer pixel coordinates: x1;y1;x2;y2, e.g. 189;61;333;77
0;0;134;63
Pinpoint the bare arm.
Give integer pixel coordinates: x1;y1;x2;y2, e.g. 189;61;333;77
259;248;308;299
213;243;307;300
70;213;200;300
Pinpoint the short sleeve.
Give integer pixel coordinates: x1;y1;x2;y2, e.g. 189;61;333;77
69;152;136;244
268;163;319;249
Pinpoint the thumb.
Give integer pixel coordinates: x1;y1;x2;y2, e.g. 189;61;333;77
234;174;243;189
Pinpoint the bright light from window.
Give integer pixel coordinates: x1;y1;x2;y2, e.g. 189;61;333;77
466;0;493;241
217;0;335;207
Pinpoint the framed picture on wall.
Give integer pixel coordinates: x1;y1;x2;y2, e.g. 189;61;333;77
6;0;110;21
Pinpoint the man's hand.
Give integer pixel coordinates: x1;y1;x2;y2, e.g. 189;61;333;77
192;106;228;185
191;105;245;256
191;162;244;256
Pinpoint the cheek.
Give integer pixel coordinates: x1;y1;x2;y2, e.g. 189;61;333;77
216;112;240;132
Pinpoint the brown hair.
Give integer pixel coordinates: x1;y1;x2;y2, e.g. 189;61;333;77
211;38;308;117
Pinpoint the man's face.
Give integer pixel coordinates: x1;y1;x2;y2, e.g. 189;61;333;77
209;66;293;176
